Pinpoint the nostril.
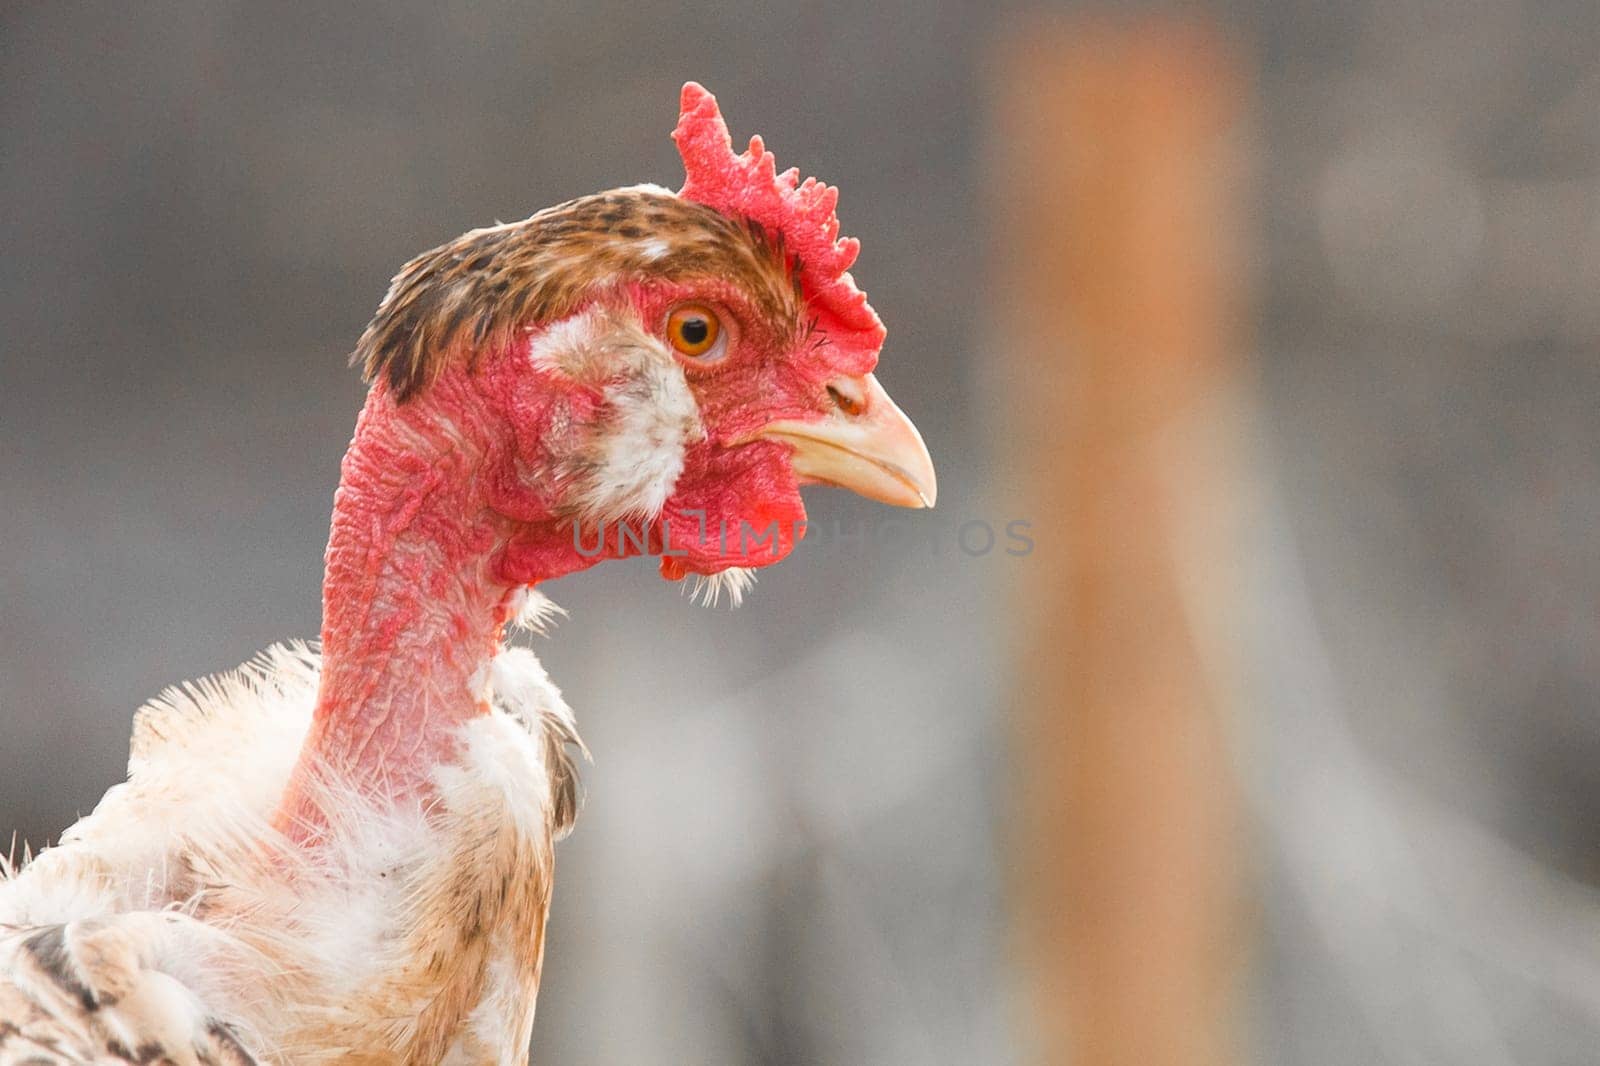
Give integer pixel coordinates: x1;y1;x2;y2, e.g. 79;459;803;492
826;382;864;417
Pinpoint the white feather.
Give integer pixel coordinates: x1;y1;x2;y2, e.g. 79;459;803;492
505;586;567;635
583;356;700;520
686;566;758;608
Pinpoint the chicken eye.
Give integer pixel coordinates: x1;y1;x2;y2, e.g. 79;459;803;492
666;305;721;358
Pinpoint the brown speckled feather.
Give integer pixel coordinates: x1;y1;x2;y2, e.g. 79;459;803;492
356;186;801;401
0;922;258;1066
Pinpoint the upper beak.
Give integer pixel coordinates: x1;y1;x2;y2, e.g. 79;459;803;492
750;374;937;508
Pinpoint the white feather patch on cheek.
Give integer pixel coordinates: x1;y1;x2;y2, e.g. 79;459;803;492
525;307;705;524
579;354;701;522
525;309;607;375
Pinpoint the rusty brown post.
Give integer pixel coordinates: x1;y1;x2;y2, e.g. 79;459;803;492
992;18;1251;1066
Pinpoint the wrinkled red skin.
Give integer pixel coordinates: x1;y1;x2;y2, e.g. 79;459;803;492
278;282;860;837
278;83;886;837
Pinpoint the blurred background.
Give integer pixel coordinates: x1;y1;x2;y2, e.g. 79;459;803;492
4;2;1600;1063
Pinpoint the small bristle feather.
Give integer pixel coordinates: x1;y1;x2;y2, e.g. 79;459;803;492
685;567;757;608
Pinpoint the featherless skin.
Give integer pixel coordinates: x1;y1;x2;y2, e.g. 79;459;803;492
0;83;935;1065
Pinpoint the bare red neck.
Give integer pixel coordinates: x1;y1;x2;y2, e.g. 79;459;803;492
273;354;673;840
276;381;517;839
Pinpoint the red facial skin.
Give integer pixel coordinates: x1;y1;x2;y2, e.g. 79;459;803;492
275;278;872;839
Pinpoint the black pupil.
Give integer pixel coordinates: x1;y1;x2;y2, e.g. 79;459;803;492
679;317;709;347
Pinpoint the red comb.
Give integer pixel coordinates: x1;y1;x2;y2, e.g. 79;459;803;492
673;83;885;369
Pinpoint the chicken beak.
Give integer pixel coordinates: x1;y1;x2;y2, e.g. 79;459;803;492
752;374;937;508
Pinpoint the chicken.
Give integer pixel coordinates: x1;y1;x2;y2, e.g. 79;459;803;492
0;82;935;1065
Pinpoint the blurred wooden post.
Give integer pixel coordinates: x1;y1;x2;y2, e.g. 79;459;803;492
993;19;1249;1066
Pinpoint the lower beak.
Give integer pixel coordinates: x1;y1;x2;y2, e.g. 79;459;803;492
751;374;937;508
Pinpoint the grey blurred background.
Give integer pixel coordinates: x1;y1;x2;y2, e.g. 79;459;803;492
4;2;1600;1064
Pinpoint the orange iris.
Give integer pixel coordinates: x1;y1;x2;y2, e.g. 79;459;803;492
666;304;720;357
